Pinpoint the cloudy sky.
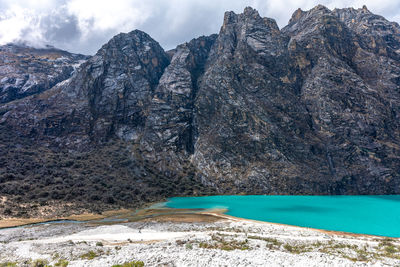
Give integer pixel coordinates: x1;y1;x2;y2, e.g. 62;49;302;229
1;0;400;55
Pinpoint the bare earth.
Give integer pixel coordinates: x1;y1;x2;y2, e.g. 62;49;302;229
1;210;400;266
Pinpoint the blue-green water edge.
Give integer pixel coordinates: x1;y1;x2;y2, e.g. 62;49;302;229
165;195;400;238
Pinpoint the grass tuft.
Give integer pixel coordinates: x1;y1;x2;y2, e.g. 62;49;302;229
80;250;99;260
111;260;144;267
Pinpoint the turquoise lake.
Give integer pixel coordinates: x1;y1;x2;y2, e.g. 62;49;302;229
165;195;400;237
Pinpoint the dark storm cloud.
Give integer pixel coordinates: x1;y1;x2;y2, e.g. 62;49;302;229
0;0;400;55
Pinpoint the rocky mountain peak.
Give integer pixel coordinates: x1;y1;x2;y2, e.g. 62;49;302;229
286;4;331;24
243;6;261;19
216;7;282;60
332;6;377;23
332;6;400;61
92;29;169;90
288;8;305;24
0;28;170;146
222;7;279;31
285;5;335;31
0;6;400;217
311;4;330;13
283;5;356;69
64;29;170;142
0;44;88;104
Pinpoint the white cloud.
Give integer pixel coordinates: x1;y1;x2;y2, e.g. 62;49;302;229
66;0;150;38
0;0;399;55
0;6;42;46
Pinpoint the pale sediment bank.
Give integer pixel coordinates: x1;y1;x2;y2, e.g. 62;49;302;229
1;210;400;266
0;209;134;229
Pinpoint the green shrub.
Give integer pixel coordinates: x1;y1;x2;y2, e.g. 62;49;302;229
199;235;249;251
247;235;282;248
31;259;51;267
54;259;69;267
80;250;98;260
384;245;398;254
283;243;311;254
111;260;144;267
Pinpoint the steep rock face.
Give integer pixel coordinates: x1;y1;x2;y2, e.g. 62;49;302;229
1;30;170;148
193;5;399;194
194;7;325;193
141;35;217;171
0;31;213;217
0;44;88;104
66;30;170;143
333;6;400;61
1;5;400;217
283;5;400;193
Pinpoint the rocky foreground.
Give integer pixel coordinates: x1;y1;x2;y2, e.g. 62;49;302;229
1;212;400;266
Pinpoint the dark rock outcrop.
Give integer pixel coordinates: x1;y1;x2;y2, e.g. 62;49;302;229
0;44;88;104
282;6;400;193
0;31;212;217
64;30;170;144
1;5;400;217
0;30;170;148
141;34;217;170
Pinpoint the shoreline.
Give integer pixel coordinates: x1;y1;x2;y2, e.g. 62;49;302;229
2;207;400;266
0;209;134;229
200;209;400;240
2;205;399;240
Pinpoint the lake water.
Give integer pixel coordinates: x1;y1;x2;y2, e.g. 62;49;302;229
165;195;400;237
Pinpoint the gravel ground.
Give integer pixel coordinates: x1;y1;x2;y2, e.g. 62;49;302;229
1;215;400;266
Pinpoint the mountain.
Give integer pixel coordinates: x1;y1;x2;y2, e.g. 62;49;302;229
0;44;88;104
0;5;399;218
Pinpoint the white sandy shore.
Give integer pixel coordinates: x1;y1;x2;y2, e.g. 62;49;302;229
1;216;399;266
33;225;198;244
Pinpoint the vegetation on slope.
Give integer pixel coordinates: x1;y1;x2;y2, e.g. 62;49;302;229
0;125;215;218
